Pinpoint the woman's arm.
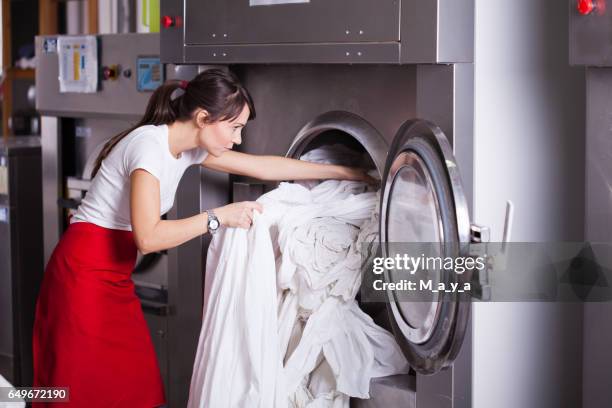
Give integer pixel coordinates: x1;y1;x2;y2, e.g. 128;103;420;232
130;170;208;254
202;150;372;182
130;169;262;254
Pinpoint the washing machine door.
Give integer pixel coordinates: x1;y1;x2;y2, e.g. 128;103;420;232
380;119;472;375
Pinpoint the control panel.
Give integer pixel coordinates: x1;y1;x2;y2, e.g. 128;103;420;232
36;33;162;117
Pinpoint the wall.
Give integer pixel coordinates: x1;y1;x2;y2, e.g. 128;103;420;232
473;1;585;407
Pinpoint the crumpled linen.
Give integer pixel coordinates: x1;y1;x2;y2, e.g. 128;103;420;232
188;178;409;408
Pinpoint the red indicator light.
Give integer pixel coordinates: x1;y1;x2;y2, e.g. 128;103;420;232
161;15;175;28
578;0;597;15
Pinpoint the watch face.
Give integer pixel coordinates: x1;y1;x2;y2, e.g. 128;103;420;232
210;219;219;230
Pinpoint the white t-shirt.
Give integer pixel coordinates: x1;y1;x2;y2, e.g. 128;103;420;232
71;124;208;231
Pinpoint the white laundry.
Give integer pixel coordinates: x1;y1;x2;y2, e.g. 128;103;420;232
189;213;285;408
0;375;25;408
189;177;409;408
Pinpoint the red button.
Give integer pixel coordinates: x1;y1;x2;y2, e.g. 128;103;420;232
161;15;175;28
578;0;596;15
102;65;118;80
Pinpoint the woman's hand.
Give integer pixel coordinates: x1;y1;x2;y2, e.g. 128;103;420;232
212;201;263;229
336;166;378;185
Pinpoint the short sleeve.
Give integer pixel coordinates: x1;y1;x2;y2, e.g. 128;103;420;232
123;134;164;180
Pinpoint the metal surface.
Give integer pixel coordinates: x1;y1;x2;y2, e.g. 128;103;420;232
35;34;159;118
585;68;612;240
185;43;402;65
185;0;399;45
162;0;473;64
0;137;43;387
401;0;474;63
352;375;416;408
166;167;204;408
41;117;61;264
160;1;184;63
238;64;417;153
582;67;612;408
569;0;612;66
286;111;388;176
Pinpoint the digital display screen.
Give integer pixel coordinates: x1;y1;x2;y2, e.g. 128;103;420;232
137;57;164;92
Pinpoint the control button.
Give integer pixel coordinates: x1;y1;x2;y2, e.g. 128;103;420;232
102;65;119;80
161;15;175;28
123;68;132;78
577;0;597;15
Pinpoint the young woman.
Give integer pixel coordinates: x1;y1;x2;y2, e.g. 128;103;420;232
32;69;371;407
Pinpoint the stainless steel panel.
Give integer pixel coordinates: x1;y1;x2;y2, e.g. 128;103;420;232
185;43;401;64
165;167;204;407
413;312;471;408
41;117;61;265
585;68;612;241
164;0;473;64
238;65;417;154
160;0;184;64
569;0;612;66
184;0;400;45
583;67;612;407
35;34;160;118
351;375;416;408
417;64;474;212
401;0;474;63
286;111;389;176
436;0;475;63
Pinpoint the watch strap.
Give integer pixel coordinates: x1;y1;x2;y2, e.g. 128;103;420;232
206;210;220;234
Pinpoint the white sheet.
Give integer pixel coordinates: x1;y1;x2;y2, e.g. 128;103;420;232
188;179;409;408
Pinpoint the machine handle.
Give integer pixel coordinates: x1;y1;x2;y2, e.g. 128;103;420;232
470;200;515;301
501;200;514;253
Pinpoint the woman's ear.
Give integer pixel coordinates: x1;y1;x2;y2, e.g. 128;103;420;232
195;109;210;128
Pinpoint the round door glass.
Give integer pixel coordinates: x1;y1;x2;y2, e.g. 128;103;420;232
386;151;443;344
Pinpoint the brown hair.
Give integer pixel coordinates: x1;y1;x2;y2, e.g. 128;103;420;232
92;69;255;177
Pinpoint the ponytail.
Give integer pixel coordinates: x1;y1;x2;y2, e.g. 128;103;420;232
91;68;255;178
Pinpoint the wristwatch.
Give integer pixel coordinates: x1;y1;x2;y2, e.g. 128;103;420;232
206;210;220;235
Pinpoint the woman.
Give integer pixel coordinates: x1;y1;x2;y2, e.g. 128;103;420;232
32;69;370;407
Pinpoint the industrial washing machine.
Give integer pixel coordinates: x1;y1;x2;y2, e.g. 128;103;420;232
160;0;485;406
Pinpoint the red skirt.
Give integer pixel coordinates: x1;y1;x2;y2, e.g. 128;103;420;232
33;222;166;407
